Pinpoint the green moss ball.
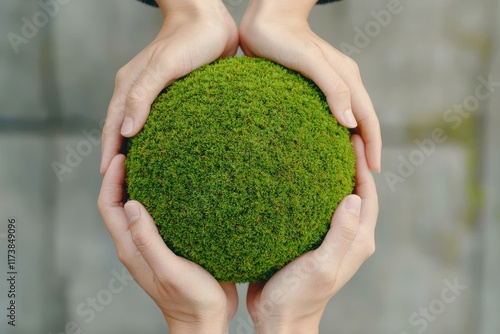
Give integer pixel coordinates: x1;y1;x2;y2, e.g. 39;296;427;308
126;56;355;282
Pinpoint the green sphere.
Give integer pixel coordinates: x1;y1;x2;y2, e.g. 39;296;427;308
126;57;355;282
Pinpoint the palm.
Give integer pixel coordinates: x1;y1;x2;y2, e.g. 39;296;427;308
239;14;381;172
101;6;239;174
246;251;330;323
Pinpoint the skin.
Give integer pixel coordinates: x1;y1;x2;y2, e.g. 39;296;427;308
246;135;378;333
98;153;237;334
240;0;381;173
97;135;378;333
100;0;381;174
99;0;380;332
100;0;238;174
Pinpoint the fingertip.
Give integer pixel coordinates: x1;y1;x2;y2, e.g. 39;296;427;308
109;153;126;170
101;154;126;184
366;141;382;173
100;158;109;175
120;116;134;136
374;155;382;174
124;200;141;223
367;154;381;173
100;144;108;175
343;108;358;128
344;194;361;216
101;121;125;173
326;98;356;129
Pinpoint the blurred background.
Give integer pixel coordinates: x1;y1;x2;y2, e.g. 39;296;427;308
0;0;499;333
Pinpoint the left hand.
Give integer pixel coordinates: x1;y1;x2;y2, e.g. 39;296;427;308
240;0;381;172
98;154;238;334
246;134;378;334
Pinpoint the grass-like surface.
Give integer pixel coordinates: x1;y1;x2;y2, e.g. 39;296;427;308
126;56;355;282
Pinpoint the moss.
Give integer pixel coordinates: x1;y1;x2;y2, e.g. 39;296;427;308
126;56;355;282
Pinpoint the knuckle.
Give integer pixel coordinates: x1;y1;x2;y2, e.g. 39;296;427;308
126;86;146;108
142;65;163;88
332;83;351;100
102;115;121;133
339;225;358;243
316;267;337;290
344;56;360;73
364;239;376;258
116;249;133;268
96;193;112;215
96;196;104;214
130;224;152;251
102;98;125;134
101;120;113;136
116;250;129;266
115;67;128;85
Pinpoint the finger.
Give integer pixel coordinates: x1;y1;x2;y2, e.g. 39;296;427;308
124;200;180;279
101;60;147;174
350;88;382;172
316;195;361;267
100;96;125;174
329;138;377;291
323;55;381;171
120;67;172;137
352;134;378;236
98;154;129;244
319;42;381;172
296;56;357;129
98;154;152;274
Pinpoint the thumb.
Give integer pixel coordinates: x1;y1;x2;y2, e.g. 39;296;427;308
124;200;178;278
120;65;171;137
316;195;361;266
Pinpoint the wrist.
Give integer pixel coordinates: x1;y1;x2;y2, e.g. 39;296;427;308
254;323;319;334
156;0;224;18
167;317;228;334
245;0;316;21
251;314;321;334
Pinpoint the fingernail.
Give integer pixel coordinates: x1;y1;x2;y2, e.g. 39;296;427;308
344;109;357;128
345;195;361;215
124;201;140;222
374;158;382;173
121;116;134;135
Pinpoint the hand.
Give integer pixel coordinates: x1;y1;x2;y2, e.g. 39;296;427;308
240;0;382;172
97;154;238;334
100;0;238;174
246;134;378;334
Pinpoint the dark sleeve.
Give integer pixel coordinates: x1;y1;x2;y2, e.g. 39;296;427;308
138;0;340;7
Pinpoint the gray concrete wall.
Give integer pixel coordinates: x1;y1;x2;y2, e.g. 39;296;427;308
0;0;499;333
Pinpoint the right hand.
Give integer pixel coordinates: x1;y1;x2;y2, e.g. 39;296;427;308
100;0;238;174
239;0;381;172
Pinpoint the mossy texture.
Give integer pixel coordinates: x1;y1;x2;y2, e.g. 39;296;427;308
126;57;355;282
